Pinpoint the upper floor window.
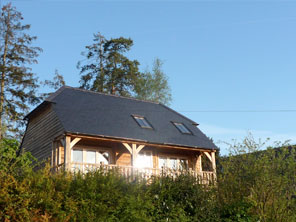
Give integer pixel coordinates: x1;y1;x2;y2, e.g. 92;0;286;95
172;122;192;134
133;115;152;129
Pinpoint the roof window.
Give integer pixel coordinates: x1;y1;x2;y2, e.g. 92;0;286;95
173;122;192;134
133;116;152;129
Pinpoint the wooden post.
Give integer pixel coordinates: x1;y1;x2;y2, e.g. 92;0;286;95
132;144;137;166
56;143;60;166
51;142;54;168
196;154;202;174
122;143;145;166
211;151;216;180
64;136;71;171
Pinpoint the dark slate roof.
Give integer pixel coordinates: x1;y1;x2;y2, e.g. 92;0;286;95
28;86;217;150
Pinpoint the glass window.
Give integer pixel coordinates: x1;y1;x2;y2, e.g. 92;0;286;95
159;157;167;168
86;151;96;164
73;150;83;162
169;158;178;170
173;122;192;134
98;151;109;164
133;116;152;129
135;152;152;168
179;159;188;170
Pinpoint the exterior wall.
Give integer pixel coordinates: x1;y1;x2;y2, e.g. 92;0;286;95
21;104;64;163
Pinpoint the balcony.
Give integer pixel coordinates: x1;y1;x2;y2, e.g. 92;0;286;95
66;162;215;184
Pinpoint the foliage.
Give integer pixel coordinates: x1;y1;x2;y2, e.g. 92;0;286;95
0;3;42;138
1;134;296;221
78;33;172;104
78;33;141;97
134;58;172;105
217;133;296;222
41;69;66;98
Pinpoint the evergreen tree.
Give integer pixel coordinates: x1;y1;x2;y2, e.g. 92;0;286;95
41;69;65;98
78;33;140;96
135;58;172;105
0;3;42;138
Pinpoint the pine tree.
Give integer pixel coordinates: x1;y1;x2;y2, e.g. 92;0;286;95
41;69;66;98
78;33;140;96
0;3;42;138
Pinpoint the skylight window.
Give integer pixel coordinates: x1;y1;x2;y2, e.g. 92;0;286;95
133;116;152;129
173;122;192;134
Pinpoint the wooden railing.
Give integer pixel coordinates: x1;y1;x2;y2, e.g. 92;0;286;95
68;163;215;184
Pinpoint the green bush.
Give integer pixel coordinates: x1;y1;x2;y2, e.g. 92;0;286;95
1;136;296;221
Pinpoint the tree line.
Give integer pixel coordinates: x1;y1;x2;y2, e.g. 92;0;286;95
0;3;172;139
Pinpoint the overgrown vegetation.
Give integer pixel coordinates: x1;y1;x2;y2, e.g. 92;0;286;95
1;136;296;222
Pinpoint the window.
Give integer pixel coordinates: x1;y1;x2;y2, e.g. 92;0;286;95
173;122;192;134
98;151;109;164
73;150;83;162
133;116;152;129
135;151;153;168
169;158;178;170
86;151;96;164
159;156;188;170
72;149;110;165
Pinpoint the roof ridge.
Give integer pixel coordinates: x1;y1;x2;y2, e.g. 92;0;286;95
62;85;161;105
45;85;69;102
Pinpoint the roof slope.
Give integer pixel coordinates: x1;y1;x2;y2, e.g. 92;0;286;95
30;86;217;150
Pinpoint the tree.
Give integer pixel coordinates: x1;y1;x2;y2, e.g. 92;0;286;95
41;69;65;98
0;3;42;138
218;133;296;222
134;58;172;105
78;33;140;97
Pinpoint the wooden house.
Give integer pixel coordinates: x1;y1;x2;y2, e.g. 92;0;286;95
21;86;218;182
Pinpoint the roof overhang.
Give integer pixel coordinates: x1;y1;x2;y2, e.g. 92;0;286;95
62;131;217;152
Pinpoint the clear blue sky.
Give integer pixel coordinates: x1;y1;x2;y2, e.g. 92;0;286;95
4;0;296;154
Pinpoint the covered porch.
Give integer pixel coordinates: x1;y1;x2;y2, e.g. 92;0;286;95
51;134;217;183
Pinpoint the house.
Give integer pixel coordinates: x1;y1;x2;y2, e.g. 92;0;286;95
21;86;218;181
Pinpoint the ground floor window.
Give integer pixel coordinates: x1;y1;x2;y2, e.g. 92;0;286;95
72;149;110;166
159;156;188;170
135;151;153;168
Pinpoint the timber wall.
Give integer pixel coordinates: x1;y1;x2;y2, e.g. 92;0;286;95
21;105;64;163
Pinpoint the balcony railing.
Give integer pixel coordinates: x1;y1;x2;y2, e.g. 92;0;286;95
67;163;215;184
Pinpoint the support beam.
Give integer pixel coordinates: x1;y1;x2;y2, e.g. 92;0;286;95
137;145;145;153
56;142;59;166
51;142;54;168
204;152;212;162
211;151;216;174
70;138;81;149
196;154;202;174
132;144;137;166
122;143;132;154
122;143;145;167
64;136;71;170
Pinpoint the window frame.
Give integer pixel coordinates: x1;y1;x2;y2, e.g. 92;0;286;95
71;146;111;165
172;122;192;135
158;155;189;170
132;115;153;129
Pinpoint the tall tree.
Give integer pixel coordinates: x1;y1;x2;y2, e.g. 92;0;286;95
0;4;42;138
41;69;66;98
78;33;140;96
134;58;172;105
